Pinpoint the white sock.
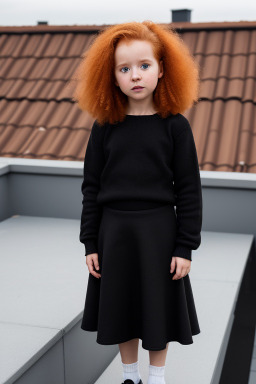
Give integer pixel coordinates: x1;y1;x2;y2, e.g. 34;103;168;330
147;364;166;384
122;360;141;384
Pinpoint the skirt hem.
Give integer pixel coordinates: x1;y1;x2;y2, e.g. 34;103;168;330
80;325;201;351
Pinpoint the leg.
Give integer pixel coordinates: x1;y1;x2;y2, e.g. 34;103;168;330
119;338;141;383
119;338;139;363
149;342;169;366
147;343;169;384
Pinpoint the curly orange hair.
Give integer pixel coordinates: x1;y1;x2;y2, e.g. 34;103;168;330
71;21;200;125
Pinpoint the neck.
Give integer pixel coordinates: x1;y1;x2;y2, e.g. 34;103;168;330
126;98;156;115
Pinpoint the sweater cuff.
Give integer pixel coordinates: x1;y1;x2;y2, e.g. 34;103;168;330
172;245;192;261
84;240;98;256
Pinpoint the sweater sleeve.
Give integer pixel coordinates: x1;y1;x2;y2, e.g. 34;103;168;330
79;120;105;256
172;115;203;261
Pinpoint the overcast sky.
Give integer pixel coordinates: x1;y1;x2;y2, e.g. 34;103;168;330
0;0;256;26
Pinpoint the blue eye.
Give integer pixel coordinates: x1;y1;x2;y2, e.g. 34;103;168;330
121;67;129;73
141;63;150;69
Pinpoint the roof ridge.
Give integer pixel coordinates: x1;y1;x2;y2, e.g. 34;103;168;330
0;20;256;34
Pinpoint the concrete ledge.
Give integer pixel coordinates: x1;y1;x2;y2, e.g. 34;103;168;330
94;231;254;384
0;215;253;384
0;215;117;384
1;157;256;189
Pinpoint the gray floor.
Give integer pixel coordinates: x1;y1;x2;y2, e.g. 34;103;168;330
0;215;87;383
248;329;256;384
94;231;254;384
0;215;254;384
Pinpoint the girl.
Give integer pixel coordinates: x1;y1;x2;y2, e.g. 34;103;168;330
72;20;203;384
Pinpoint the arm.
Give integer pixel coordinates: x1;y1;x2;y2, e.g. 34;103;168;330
172;115;203;261
79;120;105;256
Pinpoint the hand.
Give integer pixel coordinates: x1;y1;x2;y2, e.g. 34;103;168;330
170;256;191;280
86;253;101;279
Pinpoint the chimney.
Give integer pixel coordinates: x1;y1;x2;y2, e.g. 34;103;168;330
171;9;192;22
37;21;48;25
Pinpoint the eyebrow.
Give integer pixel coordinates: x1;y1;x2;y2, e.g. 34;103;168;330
116;58;154;68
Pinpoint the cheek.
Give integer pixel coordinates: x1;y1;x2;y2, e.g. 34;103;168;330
145;72;159;85
117;75;128;88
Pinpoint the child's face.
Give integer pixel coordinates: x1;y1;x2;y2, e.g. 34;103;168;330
114;39;163;107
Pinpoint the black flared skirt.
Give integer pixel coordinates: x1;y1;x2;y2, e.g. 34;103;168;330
81;204;200;351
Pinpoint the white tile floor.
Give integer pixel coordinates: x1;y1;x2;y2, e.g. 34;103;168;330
248;328;256;384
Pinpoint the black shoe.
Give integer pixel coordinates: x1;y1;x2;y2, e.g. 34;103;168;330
122;380;143;384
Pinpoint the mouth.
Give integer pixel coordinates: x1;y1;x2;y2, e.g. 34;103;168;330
132;86;144;90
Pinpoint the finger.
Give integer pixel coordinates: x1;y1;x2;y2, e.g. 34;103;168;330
88;259;101;279
91;271;101;279
93;268;101;278
183;266;190;277
92;257;101;278
90;268;101;278
94;259;100;271
87;259;94;273
92;263;101;278
170;257;176;273
173;266;182;280
181;268;187;278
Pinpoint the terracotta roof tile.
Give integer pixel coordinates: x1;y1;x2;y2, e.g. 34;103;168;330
0;21;256;172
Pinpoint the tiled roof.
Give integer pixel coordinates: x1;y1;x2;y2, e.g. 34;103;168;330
0;21;256;172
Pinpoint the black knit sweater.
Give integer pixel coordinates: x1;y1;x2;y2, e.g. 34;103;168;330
79;112;203;261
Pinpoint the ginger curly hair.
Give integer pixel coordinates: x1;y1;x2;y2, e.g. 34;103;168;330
71;21;200;125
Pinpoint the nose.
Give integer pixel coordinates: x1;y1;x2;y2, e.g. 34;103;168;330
131;67;141;81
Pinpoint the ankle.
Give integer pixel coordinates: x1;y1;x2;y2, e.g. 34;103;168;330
147;364;166;384
122;360;142;384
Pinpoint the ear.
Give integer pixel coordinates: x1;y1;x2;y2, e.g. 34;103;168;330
115;79;119;87
158;60;164;79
